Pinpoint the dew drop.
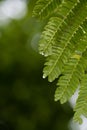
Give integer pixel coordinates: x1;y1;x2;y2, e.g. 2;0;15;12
43;75;46;79
40;52;44;55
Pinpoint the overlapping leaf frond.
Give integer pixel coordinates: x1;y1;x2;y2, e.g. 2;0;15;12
55;35;87;103
43;0;87;82
39;0;77;56
74;74;87;124
32;0;62;19
55;21;87;103
33;0;87;123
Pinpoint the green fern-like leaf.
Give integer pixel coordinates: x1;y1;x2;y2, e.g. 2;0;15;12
32;0;62;19
74;74;87;124
39;0;77;56
33;0;87;123
55;23;87;103
55;31;87;102
43;0;87;82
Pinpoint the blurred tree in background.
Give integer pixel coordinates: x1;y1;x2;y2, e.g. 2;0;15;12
0;0;73;130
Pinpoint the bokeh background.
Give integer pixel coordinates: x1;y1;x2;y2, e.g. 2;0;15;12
0;0;75;130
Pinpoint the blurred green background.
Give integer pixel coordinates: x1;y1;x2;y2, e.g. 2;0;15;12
0;0;73;130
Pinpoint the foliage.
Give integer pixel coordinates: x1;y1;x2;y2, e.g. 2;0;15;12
33;0;87;123
0;0;73;130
